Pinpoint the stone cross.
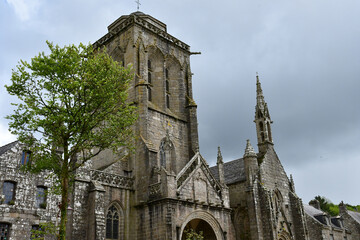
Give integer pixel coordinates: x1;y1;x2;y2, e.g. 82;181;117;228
135;0;141;10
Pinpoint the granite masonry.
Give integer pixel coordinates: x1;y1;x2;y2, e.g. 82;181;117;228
1;11;359;240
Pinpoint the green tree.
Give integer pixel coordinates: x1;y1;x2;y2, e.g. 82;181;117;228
6;41;137;239
184;228;204;240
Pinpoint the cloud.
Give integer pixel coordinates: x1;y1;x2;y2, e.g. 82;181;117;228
6;0;42;21
0;122;16;147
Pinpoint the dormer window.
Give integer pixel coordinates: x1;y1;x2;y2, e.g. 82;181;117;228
21;150;31;165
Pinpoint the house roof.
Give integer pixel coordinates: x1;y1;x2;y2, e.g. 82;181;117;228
303;204;324;217
210;158;246;185
348;210;360;224
0;141;18;156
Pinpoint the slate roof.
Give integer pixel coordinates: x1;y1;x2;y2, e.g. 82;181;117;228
210;158;246;185
0;141;18;156
303;204;324;217
348;210;360;224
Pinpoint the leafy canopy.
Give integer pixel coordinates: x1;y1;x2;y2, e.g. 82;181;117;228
6;41;136;174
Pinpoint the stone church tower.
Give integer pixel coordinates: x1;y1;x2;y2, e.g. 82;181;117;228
89;11;233;240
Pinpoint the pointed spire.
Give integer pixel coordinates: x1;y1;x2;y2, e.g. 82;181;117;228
217;146;223;164
244;139;257;158
254;74;273;152
217;146;225;185
256;74;266;113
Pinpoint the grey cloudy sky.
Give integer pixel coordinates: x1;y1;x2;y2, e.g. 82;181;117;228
1;0;359;205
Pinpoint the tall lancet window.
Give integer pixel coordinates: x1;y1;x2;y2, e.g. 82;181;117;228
106;205;119;240
165;68;170;108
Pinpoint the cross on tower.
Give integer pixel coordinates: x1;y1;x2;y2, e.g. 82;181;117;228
135;0;141;10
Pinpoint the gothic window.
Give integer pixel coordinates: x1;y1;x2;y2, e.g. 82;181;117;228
106;205;120;240
166;94;170;109
148;72;152;84
36;186;47;209
259;122;264;131
21;150;31;165
0;223;10;240
3;181;16;205
166;79;169;92
148;59;152;71
261;133;265;142
267;122;272;141
165;68;170;109
148;87;152;102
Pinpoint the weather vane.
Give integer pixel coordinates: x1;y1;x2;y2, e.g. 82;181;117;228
135;0;141;10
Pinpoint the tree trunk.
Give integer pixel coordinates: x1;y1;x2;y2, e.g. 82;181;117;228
59;163;69;240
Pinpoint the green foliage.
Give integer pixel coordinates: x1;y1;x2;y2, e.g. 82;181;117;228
184;229;204;240
328;204;339;216
311;196;359;216
6;41;137;239
346;204;360;212
30;222;58;240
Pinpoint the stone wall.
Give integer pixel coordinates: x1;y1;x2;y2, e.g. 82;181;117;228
0;142;58;240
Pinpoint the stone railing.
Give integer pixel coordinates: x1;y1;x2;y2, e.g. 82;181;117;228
176;153;200;189
94;14;190;52
91;170;134;190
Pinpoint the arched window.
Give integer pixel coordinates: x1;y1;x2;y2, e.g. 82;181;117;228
259;121;264;131
106;205;119;240
165;68;170;108
267;122;272;142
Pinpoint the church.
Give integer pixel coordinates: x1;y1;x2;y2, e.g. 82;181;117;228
0;11;359;240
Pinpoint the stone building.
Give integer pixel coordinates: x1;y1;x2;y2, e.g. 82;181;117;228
0;11;359;240
0;141;58;240
339;202;360;240
303;202;350;239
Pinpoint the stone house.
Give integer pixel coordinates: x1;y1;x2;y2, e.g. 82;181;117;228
303;202;351;239
0;11;359;240
339;202;360;240
0;141;58;239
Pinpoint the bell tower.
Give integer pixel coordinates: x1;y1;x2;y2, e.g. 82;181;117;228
254;74;273;154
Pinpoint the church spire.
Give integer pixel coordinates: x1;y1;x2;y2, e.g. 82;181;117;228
256;74;266;113
254;74;273;153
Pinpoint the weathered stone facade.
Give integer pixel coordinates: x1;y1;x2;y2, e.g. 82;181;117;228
1;11;360;240
0;142;58;240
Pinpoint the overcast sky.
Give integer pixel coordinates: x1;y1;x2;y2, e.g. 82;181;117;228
1;0;359;205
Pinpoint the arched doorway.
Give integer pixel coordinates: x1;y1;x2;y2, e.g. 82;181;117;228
181;219;216;240
179;211;224;240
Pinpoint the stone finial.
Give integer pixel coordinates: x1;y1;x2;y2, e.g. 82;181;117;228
217;146;223;164
244;140;257;158
339;201;347;214
290;174;296;192
217;146;225;185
